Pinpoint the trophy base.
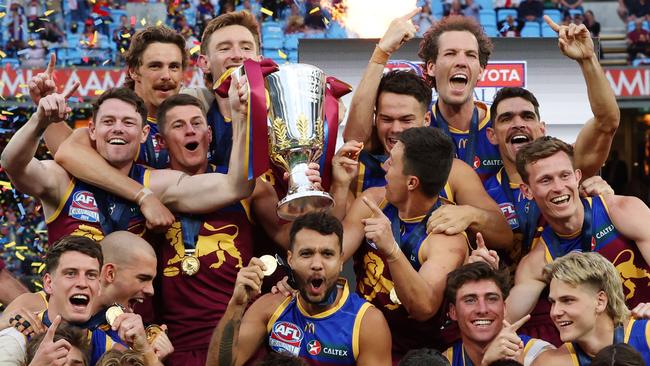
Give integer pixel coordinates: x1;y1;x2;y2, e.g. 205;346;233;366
277;190;334;221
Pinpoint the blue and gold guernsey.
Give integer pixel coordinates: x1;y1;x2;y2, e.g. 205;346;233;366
430;101;501;182
565;318;650;365
46;164;150;244
206;100;233;167
535;196;650;309
353;199;467;358
135;116;169;169
266;279;371;366
444;335;547;366
353;150;455;202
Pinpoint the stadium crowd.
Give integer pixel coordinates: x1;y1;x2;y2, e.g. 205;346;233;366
0;1;649;366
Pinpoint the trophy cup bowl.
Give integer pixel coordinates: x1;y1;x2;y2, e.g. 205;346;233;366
266;64;334;221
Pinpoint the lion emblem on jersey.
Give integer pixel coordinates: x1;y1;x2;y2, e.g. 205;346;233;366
358;251;399;310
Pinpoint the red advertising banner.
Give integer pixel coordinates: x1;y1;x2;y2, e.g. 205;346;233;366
605;67;650;98
0;67;207;99
384;61;527;88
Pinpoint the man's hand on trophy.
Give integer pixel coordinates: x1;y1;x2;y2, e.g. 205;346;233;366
228;74;249;118
283;162;323;191
332;140;362;186
378;7;421;55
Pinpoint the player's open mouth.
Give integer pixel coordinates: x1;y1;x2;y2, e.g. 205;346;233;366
69;294;90;310
471;319;494;328
551;194;570;205
450;73;468;90
557;320;573;328
109;138;127;145
185;142;199;151
509;134;530;146
128;297;144;311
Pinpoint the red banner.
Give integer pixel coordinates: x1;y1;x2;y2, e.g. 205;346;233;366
0;67;207;99
605;67;650;98
478;62;526;88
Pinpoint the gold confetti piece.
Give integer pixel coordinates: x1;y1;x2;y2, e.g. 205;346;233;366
4;241;15;248
34;281;43;288
39;17;50;22
2;110;14;115
190;45;200;55
261;7;273;16
120;47;125;53
278;49;287;59
323;17;330;25
0;50;5;58
102;59;110;65
0;95;5;101
35;27;45;32
16;93;23;98
94;90;104;95
156;20;163;26
27;40;35;47
44;9;55;16
31;262;43;267
0;12;5;19
15;246;28;250
140;18;147;26
15;252;25;261
309;7;320;14
121;33;131;38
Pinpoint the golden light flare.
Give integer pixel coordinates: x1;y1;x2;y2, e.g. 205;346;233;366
320;0;418;38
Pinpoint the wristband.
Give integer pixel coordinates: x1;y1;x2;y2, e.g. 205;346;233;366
370;45;391;65
386;241;401;263
135;187;153;206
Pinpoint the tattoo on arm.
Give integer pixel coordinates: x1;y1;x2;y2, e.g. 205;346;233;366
218;319;240;366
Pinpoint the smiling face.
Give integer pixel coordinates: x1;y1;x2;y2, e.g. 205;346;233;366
426;30;483;107
450;279;505;346
199;24;259;86
375;92;429;154
488;97;546;166
520;151;582;222
160;104;212;174
129;42;183;114
549;278;606;343
44;251;101;324
288;229;343;305
89;98;149;172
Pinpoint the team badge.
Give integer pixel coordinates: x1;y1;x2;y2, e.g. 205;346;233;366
270;321;303;355
69;191;100;223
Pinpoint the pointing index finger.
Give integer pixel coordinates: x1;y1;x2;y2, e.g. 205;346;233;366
45;53;56;76
362;196;383;215
508;314;531;332
45;315;62;342
543;15;559;32
476;232;487;249
64;81;80;99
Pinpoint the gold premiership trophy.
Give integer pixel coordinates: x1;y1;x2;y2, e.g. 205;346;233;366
266;64;334;220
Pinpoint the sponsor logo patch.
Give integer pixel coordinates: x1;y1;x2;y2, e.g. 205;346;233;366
270;322;303;356
69;191;99;223
307;340;321;355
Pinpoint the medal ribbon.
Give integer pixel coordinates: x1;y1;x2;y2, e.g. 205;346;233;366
179;164;214;250
545;198;593;257
499;168;539;250
319;76;352;191
433;101;479;167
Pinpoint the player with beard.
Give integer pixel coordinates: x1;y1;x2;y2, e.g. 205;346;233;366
1;84;253;243
339;13;511;249
150;93;320;366
333;127;468;361
1;231;174;362
444;262;553;366
206;212;391;366
0;236;158;365
532;252;650;365
505;137;650;327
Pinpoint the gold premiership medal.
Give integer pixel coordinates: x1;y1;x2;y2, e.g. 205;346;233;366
259;255;278;276
181;255;200;276
145;324;164;344
105;304;125;326
389;287;401;305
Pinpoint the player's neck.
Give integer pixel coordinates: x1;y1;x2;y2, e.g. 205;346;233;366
113;161;134;176
438;99;475;131
546;200;584;236
503;160;523;185
169;160;207;176
397;191;439;220
462;337;489;366
298;285;343;316
216;94;232;120
576;316;616;358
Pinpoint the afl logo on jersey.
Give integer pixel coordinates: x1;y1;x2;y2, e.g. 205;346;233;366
69;191;99;223
499;202;519;229
269;321;303;356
